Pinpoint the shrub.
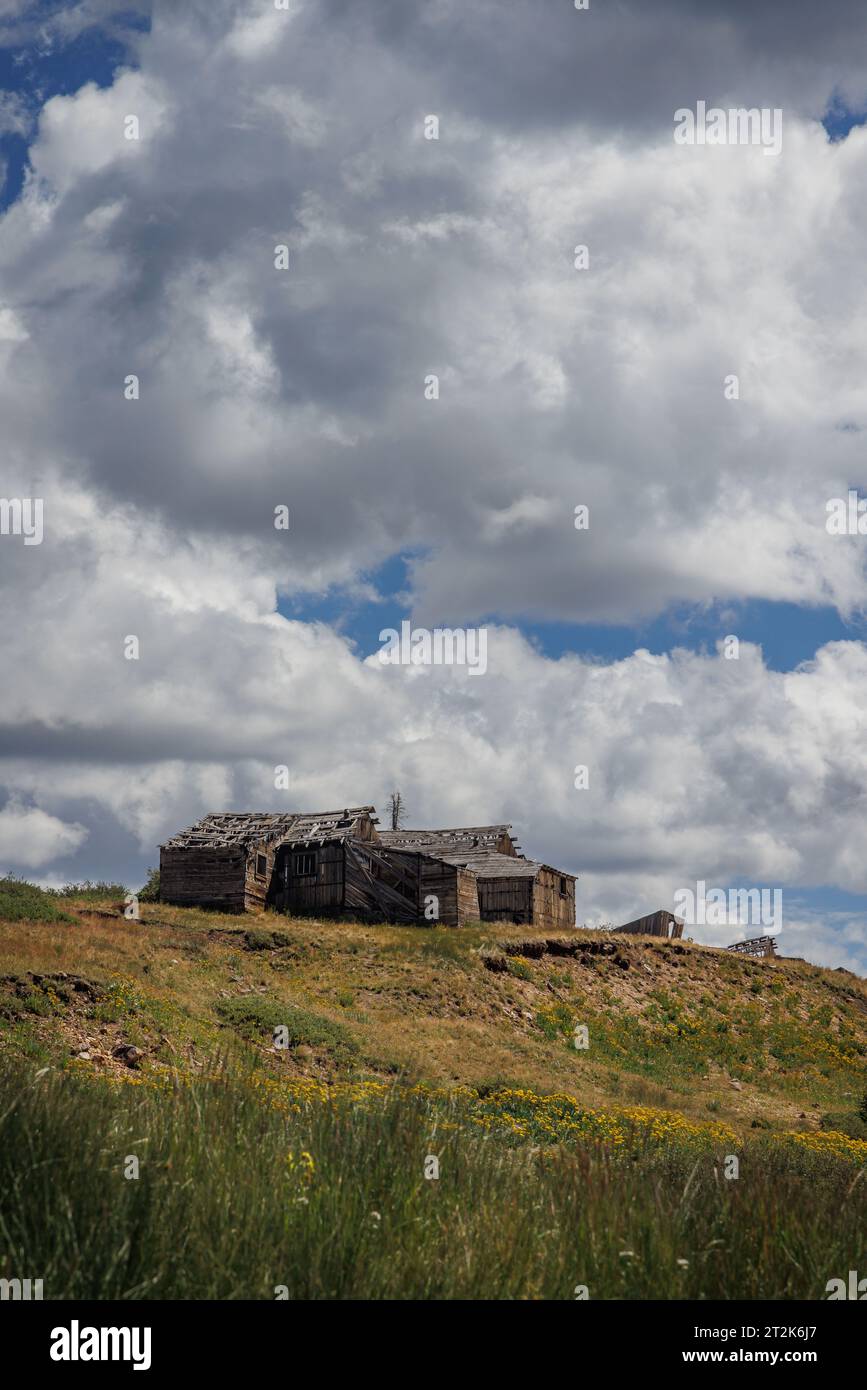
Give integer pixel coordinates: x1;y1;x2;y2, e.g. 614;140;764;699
138;868;160;902
243;928;293;952
820;1110;867;1140
54;880;128;903
0;876;75;924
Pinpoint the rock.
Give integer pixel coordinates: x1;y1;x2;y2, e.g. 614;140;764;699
77;1050;91;1061
729;1079;743;1091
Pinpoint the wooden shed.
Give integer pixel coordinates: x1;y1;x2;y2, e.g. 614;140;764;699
379;825;576;930
160;807;379;913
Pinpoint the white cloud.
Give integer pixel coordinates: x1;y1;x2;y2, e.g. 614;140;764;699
32;72;168;195
0;91;31;138
0;802;88;869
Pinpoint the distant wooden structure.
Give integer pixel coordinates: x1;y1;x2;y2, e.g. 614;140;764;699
725;935;777;958
612;909;684;939
379;825;576;930
160;812;575;928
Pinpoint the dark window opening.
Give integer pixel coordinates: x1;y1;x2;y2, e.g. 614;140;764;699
559;877;567;897
255;853;267;878
294;852;317;877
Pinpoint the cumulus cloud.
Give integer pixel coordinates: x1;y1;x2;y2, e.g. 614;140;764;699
2;0;867;969
0;801;88;868
2;2;867;624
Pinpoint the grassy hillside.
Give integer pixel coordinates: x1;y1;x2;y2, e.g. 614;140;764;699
1;884;866;1298
2;888;866;1133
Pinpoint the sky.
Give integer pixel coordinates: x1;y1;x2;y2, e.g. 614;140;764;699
3;0;867;971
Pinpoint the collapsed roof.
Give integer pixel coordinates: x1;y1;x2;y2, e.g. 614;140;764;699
380;826;575;881
379;825;520;854
161;807;377;850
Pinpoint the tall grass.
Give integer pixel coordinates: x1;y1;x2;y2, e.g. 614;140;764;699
0;1057;863;1299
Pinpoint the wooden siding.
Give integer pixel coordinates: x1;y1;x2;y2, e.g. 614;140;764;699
270;840;421;923
531;867;576;932
271;841;345;916
476;874;533;924
243;840;281;910
160;845;248;912
377;850;481;925
343;842;420;922
418;856;479;926
456;868;481;923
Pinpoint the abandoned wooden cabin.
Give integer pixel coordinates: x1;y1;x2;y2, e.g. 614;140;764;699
379;825;577;930
160;812;576;928
160;808;481;925
160;808;380;915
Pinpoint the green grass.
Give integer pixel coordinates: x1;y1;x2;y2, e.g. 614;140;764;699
821;1110;867;1140
242;928;295;952
565;992;867;1099
0;876;76;924
215;997;358;1060
0;1056;863;1300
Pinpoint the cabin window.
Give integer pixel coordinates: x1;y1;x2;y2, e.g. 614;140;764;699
559;877;568;897
294;851;317;877
255;853;267;878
